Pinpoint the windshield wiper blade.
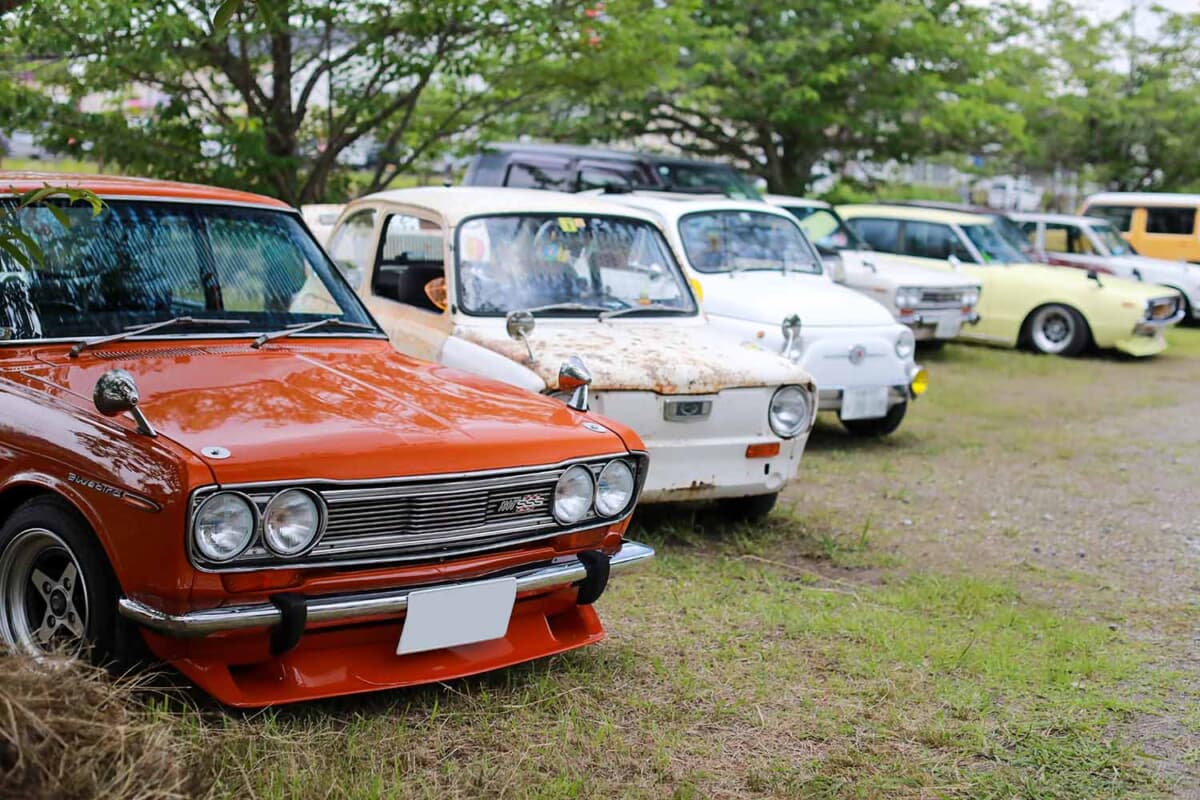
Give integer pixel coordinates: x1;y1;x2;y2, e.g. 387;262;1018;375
599;304;693;321
524;303;611;316
252;317;376;349
69;316;251;358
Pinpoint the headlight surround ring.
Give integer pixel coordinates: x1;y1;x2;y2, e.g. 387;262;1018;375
595;460;636;517
768;385;811;439
262;488;326;557
193;491;257;563
554;465;594;524
895;329;916;359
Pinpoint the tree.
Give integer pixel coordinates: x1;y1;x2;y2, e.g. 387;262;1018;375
7;0;647;204
528;0;1031;194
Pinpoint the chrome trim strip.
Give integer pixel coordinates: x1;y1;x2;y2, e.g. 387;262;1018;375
120;540;655;638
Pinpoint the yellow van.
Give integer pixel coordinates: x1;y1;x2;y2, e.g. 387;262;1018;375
1080;192;1200;263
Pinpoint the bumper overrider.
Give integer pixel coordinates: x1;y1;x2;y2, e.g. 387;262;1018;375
120;541;654;640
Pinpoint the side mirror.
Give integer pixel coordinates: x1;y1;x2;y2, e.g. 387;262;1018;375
505;310;535;361
780;314;802;357
93;369;157;437
558;355;592;412
424;277;448;311
948;255;962;270
1087;269;1104;287
336;260;364;291
1131;268;1143;282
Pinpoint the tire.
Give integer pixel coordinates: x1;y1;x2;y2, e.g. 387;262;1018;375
1024;304;1089;356
717;493;778;522
0;496;125;666
841;400;907;437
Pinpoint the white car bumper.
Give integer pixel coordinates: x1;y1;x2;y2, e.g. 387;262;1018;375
897;308;980;340
589;387;809;503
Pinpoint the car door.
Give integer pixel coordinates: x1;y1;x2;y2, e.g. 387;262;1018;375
341;206;452;362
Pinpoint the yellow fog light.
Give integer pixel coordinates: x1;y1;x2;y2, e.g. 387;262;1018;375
909;366;929;398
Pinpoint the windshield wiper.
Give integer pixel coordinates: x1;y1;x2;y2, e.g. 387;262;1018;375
599;304;694;321
252;317;377;348
524;303;611;316
69;316;251;358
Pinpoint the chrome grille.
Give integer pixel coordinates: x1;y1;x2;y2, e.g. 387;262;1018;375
917;289;964;307
189;456;643;571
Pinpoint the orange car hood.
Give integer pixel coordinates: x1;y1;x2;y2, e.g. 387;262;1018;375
24;340;630;484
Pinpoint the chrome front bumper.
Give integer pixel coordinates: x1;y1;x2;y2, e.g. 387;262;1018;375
119;541;655;639
1133;306;1186;335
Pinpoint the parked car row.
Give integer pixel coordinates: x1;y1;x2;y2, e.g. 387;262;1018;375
1;151;1191;709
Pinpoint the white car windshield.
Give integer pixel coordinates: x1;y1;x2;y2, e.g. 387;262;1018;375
678;210;821;274
455;213;697;316
961;222;1025;264
1090;223;1136;256
0;199;374;342
788;207;866;256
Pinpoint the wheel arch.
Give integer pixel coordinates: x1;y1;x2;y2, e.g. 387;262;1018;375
0;478;117;580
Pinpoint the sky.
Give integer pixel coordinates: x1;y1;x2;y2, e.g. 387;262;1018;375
1030;0;1197;32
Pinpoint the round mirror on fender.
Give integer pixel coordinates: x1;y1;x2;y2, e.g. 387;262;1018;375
780;315;802;359
558;355;592;412
93;369;157;437
505;310;536;361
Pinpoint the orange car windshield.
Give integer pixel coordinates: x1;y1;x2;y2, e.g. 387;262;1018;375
0;199;375;342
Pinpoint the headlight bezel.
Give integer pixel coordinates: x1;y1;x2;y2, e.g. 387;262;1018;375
895;287;921;309
768;384;812;439
262;488;327;558
192;490;258;563
895;328;916;359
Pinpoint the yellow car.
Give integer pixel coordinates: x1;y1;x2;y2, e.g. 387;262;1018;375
837;205;1184;357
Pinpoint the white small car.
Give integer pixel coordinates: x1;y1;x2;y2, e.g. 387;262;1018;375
767;195;981;344
1012;211;1200;320
608;194;926;437
324;187;818;517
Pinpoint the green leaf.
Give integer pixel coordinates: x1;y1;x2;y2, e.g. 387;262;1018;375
212;0;240;30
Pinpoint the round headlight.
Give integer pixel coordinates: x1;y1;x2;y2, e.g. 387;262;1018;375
194;492;255;562
595;460;635;517
895;329;915;359
263;489;324;556
896;287;919;308
964;288;980;307
554;465;594;524
769;385;811;438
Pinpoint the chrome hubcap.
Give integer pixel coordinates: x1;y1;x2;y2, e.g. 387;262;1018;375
1032;307;1075;353
0;529;88;659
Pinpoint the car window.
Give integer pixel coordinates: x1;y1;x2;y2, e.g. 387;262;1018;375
655;163;760;200
577;167;633;192
455;214;696;317
505;162;573;191
1145;206;1196;235
328;209;376;271
846;218;901;253
0;200;371;341
960;221;1023;263
1019;221;1038;243
1089;222;1135;256
787;207;865;254
373;213;446;312
1043;223;1095;254
1085;204;1133;232
902;221;973;261
678;210;822;274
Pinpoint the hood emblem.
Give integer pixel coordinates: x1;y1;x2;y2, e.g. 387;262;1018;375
201;446;231;459
848;345;867;365
582;421;608;433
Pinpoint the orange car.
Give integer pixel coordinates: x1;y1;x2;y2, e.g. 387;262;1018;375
0;174;653;707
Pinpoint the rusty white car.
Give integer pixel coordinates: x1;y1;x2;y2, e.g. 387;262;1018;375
324;187;818;518
607;194;927;437
767;195;981;346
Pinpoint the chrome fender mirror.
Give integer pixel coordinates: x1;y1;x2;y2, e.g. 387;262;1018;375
506;310;535;361
93;369;157;437
558;355;592;412
948;255;962;271
1087;268;1104;287
780;315;802;357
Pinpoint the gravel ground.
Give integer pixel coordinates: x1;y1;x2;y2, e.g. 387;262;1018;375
781;332;1200;795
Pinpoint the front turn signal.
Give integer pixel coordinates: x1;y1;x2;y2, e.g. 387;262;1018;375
746;442;780;459
909;366;929;398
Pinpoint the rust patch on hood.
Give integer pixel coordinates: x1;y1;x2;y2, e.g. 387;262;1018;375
455;322;812;395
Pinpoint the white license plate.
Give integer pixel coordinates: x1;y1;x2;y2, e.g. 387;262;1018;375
397;577;517;655
934;317;962;338
841;387;889;420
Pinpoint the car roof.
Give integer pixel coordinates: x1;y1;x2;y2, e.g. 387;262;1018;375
605;192;801;224
0;171;291;209
351;185;663;226
1084;192;1200;207
764;194;830;210
476;142;740;169
837;204;991;226
1009;211;1111;226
